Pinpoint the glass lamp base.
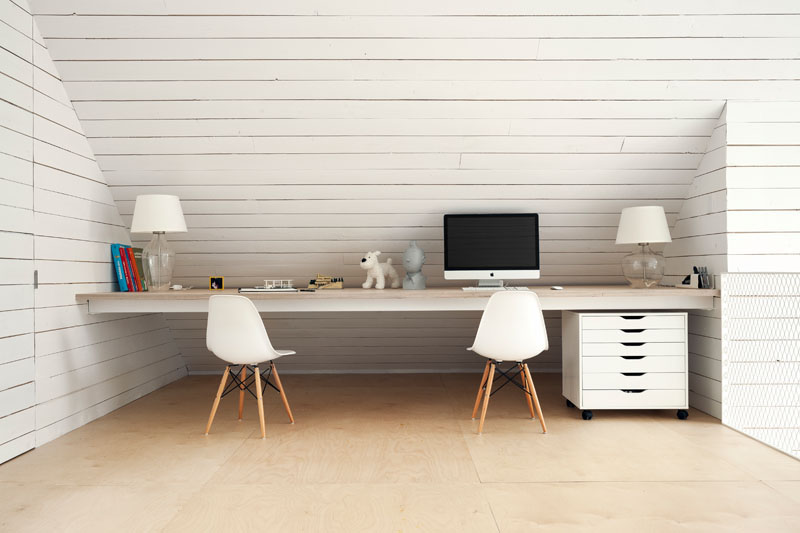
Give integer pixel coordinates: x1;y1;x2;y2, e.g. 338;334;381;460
142;232;175;291
622;244;665;288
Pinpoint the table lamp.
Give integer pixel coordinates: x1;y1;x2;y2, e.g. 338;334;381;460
615;206;672;288
130;194;187;291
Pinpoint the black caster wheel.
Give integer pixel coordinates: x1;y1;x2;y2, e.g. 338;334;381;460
566;399;576;408
581;410;593;420
677;409;689;420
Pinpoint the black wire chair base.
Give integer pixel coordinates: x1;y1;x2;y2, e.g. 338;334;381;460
487;362;532;398
220;363;281;400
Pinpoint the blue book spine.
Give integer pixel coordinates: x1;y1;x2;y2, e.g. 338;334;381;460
111;244;128;292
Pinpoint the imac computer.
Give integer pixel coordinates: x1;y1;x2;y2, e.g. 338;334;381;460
443;213;540;290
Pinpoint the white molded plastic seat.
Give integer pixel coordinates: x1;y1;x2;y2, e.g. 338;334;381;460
207;295;295;365
468;291;548;362
468;291;548;434
204;295;295;438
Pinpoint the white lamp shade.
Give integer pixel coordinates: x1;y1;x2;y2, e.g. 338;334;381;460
130;195;188;233
615;206;672;244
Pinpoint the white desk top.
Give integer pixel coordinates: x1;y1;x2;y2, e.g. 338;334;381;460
77;286;718;314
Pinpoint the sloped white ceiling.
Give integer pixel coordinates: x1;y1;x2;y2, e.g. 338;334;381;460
29;1;800;288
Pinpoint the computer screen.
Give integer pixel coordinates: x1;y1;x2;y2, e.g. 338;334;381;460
443;214;540;280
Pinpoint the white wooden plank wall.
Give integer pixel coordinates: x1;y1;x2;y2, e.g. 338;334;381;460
664;107;727;419
29;1;800;373
0;0;35;463
720;103;800;445
0;0;187;461
176;311;562;374
664;99;800;420
29;16;188;446
725;101;800;271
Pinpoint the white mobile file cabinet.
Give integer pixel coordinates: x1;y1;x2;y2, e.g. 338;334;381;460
562;312;689;420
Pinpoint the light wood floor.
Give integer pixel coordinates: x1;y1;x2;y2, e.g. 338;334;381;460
1;373;799;532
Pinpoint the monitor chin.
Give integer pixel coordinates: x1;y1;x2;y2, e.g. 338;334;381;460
444;270;541;281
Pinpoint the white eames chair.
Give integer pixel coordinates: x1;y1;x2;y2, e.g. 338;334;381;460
205;295;295;438
468;291;548;434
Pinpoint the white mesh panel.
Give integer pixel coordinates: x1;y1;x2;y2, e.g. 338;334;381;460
722;273;800;459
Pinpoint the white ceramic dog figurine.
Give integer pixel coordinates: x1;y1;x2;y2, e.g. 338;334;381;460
360;251;400;289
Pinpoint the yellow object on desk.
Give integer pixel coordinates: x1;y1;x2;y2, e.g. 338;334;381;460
308;274;343;289
209;276;224;290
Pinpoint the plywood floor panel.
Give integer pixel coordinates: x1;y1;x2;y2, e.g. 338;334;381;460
1;373;798;532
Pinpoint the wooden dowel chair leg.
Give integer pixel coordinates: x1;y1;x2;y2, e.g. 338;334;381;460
524;364;547;434
271;362;294;424
471;360;491;419
477;363;496;434
238;365;246;421
520;363;535;419
205;366;230;435
254;366;267;439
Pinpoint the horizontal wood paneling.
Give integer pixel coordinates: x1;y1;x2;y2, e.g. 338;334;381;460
665;100;800;423
0;1;187;462
172;311;563;373
32;15;800;39
725;102;800;273
38;37;800;62
664;105;727;419
0;333;33;365
54;60;800;84
88;135;635;154
29;1;800;375
0;0;34;462
27;1;800;16
70;100;724;120
81;118;718;139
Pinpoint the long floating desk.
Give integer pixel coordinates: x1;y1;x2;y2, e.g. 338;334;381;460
77;286;719;314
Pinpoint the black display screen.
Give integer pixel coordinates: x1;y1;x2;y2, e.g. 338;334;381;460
444;214;539;271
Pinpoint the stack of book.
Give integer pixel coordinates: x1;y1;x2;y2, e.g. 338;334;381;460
111;244;147;292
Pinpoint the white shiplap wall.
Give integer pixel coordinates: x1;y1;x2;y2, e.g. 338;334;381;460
0;0;186;462
170;311;562;374
0;0;35;463
664;100;800;419
664;106;727;419
721;104;800;444
29;1;800;373
726;102;800;271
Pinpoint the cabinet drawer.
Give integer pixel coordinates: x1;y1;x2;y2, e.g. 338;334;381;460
582;389;686;409
582;315;684;330
583;356;685;373
583;342;685;357
583;372;686;390
582;328;685;343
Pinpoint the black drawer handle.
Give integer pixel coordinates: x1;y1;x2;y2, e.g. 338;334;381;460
621;342;645;347
621;356;645;360
622;329;645;333
622;389;646;393
622;316;645;320
622;373;645;377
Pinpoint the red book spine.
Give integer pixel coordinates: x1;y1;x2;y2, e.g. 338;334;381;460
120;246;134;291
126;247;143;291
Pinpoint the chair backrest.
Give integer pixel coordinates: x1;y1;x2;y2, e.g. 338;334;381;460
470;291;549;362
206;295;277;365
